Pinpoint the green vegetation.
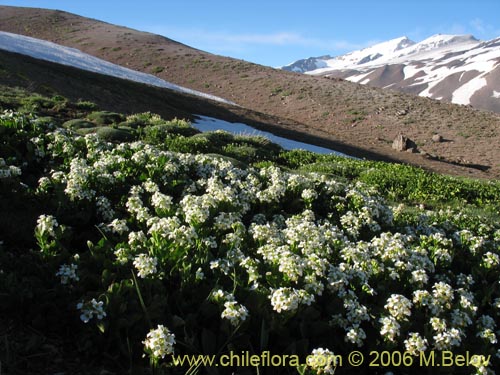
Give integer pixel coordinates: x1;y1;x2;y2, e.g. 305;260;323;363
151;66;164;74
62;118;95;130
1;87;499;374
75;100;98;111
86;110;124;125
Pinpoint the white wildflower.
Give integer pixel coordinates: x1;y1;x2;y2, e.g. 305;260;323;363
108;218;129;235
133;254;158;278
76;298;106;323
36;214;59;237
379;316;401;342
384;294;412;321
55;263;79;284
143;325;176;359
404;332;428;355
306;348;339;375
221;300;249;326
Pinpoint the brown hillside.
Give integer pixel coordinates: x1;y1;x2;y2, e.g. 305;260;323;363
1;48;390;163
1;5;500;178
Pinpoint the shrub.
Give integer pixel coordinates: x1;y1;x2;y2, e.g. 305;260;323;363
164;135;211;153
298;162;350;182
95;126;135;142
63;119;95;130
222;143;259;163
75;100;98;111
234;134;281;152
20;95;58;112
34;116;59;128
142;123;200;144
278;149;319;169
192;130;235;148
125;112;164;126
87;111;124;125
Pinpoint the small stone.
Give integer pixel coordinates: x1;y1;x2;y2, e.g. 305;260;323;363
432;134;443;143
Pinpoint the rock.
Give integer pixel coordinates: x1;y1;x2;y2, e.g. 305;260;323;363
432;134;443;143
392;134;417;152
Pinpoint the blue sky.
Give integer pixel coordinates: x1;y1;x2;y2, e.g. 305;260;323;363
1;1;499;67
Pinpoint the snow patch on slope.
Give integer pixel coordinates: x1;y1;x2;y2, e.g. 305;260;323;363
452;78;488;105
0;31;235;105
193;116;351;157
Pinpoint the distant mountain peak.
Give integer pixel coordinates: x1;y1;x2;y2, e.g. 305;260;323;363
402;34;479;55
357;36;415;53
282;33;500;114
282;36;416;73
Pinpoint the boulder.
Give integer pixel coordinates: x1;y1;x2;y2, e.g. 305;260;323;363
392;134;417;152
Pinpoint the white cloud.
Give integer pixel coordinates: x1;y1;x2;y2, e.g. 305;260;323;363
408;19;500;44
142;25;369;53
469;18;500;39
470;18;486;34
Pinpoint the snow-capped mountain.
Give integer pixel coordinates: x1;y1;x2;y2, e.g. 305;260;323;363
282;34;500;113
283;36;415;73
0;31;235;105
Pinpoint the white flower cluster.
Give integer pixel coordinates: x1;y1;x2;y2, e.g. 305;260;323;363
379;316;401;342
56;263;79;284
306;348;338;375
482;252;500;269
107;218;129;235
76;298;106;323
404;332;428;355
221;301;249;327
211;290;249;326
30;136;46;159
143;324;176;359
270;287;314;313
0;158;22;179
65;158;96;201
384;294;412;321
96;196;115;222
133;254;158;278
36;214;59;237
477;315;497;344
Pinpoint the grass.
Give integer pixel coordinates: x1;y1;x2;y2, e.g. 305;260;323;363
151;66;164;74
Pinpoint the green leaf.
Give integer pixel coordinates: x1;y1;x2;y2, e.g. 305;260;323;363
296;364;307;375
97;321;106;334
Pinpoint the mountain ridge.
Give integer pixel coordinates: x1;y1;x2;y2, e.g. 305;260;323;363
282;33;500;113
